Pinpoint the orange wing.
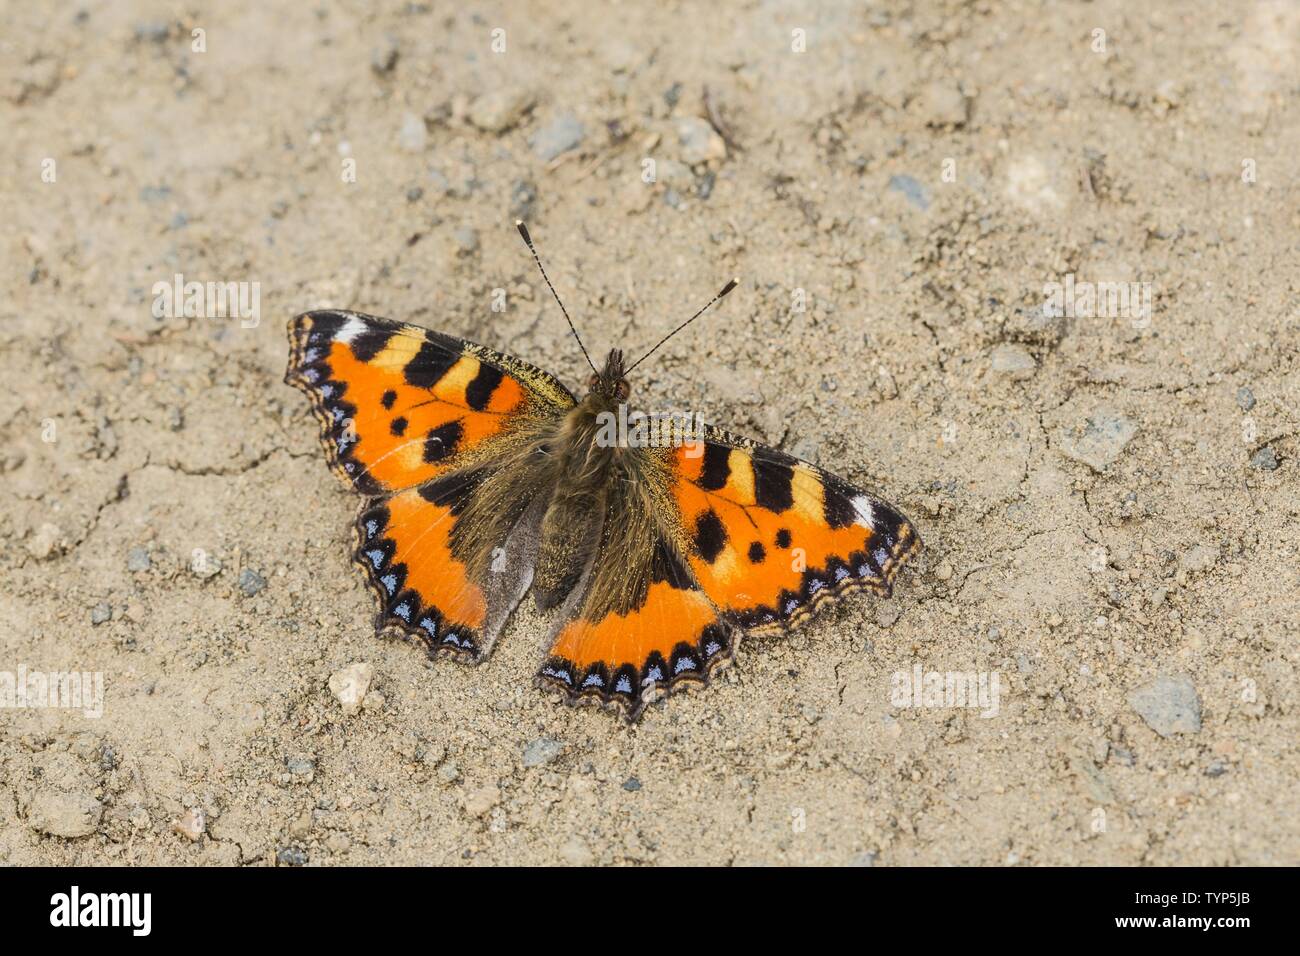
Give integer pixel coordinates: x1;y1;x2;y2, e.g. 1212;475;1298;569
285;310;573;495
669;426;920;633
286;310;568;659
536;472;737;720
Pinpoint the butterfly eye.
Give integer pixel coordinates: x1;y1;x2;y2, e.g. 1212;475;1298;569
615;379;631;401
587;373;601;390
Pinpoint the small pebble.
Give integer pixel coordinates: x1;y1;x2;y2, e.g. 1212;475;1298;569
673;116;726;165
530;113;585;161
28;523;62;560
127;547;151;572
276;846;308;867
238;568;266;597
286;755;315;777
90;602;112;625
1250;446;1279;471
173;807;205;842
622;776;641;792
990;344;1036;376
522;738;564;768
467;89;534;133
328;663;373;716
887;174;930;211
1236;386;1255;411
1057;408;1138;472
1127;674;1202;738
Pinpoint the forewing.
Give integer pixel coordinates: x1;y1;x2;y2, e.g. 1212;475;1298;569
285;310;574;495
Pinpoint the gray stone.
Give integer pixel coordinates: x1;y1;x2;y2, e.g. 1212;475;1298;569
621;776;641;792
531;113;585;161
990;344;1036;376
888;174;930;211
276;846;308;866
1127;674;1202;738
127;547;151;572
238;568;266;597
90;603;112;625
522;738;564;768
286;755;315;775
1235;386;1255;411
1250;446;1279;471
1057;408;1138;472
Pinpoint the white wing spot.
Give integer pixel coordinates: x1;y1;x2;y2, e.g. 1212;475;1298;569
851;495;876;529
336;315;366;344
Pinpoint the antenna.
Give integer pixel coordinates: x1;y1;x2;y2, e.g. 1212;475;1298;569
626;278;739;374
515;221;597;375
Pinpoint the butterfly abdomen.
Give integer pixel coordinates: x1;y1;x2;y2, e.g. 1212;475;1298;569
532;398;616;610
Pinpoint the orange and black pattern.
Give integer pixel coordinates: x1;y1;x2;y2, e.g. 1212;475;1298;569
285;310;572;495
670;426;920;633
286;309;921;722
537;524;737;719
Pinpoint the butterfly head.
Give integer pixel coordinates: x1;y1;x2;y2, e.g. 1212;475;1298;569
586;348;631;402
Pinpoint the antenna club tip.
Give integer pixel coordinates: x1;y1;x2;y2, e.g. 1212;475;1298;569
515;220;531;242
721;277;739;295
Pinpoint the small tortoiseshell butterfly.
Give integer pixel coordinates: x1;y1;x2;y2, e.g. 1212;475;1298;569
285;223;920;720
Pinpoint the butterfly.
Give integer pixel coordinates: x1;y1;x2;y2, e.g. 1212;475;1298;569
285;223;921;721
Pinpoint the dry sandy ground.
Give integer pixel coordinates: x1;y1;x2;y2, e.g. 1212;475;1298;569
1;0;1297;866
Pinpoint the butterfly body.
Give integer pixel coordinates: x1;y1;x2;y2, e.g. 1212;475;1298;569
286;308;920;720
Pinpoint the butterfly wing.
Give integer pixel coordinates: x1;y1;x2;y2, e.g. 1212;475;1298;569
536;449;738;719
286;310;571;659
285;310;574;495
669;424;921;634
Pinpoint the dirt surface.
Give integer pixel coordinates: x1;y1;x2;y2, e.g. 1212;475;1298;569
2;0;1298;866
